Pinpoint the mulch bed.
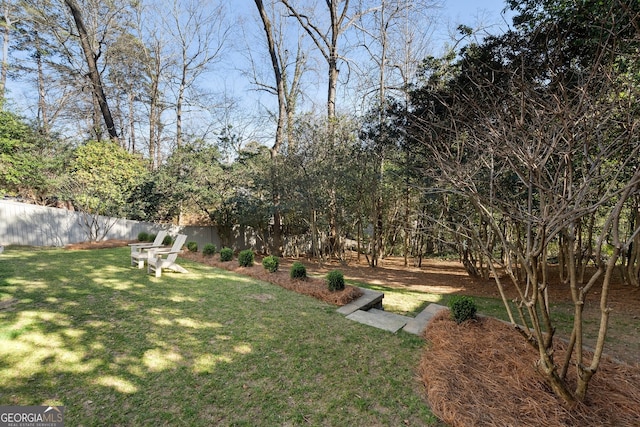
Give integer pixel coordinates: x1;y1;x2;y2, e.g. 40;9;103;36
420;310;640;426
180;251;363;306
65;239;136;250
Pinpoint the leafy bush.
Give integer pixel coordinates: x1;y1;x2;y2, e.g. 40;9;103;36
137;231;150;242
147;233;157;243
449;296;477;324
290;261;307;280
187;241;198;252
203;243;217;256
327;270;345;291
220;247;233;262
162;235;173;245
238;249;254;267
262;255;279;273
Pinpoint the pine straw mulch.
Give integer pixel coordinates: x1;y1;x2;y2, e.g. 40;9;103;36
180;251;363;306
420;310;640;427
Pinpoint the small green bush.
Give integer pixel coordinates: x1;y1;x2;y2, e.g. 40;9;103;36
162;235;173;245
220;247;233;262
203;243;217;256
147;233;157;243
327;270;345;291
238;249;254;267
290;261;307;280
137;231;150;242
262;255;279;273
449;296;477;324
187;241;198;252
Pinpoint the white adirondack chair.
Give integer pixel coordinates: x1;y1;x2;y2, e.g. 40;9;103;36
130;230;169;268
147;234;188;278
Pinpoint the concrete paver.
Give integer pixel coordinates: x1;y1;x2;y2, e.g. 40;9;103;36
346;308;409;333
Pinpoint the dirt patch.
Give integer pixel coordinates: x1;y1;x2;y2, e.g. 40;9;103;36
421;311;640;427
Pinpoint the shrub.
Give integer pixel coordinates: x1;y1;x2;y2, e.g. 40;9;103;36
162;235;173;245
187;241;198;252
147;233;157;243
137;231;150;242
290;261;307;280
327;270;345;291
262;255;279;273
238;249;254;267
449;296;477;324
220;247;233;262
203;243;217;256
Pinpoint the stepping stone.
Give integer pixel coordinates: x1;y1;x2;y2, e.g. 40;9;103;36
346;308;409;333
403;303;448;335
337;288;384;315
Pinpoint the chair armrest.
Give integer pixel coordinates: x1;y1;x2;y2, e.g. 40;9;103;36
129;242;162;248
147;248;175;257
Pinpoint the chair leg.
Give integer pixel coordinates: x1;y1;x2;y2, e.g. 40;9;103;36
155;265;162;278
138;259;145;269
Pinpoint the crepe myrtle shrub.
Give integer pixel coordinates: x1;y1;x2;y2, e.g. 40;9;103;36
187;241;198;252
147;233;157;243
220;247;233;262
162;234;173;245
262;255;279;273
137;231;150;242
327;270;345;291
238;249;255;267
202;243;217;256
290;261;307;280
448;295;477;324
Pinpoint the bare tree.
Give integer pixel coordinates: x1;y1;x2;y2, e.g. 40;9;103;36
412;18;640;403
252;0;309;255
63;0;118;141
0;0;19;100
163;0;229;148
280;0;374;121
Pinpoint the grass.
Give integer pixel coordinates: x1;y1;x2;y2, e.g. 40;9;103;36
0;247;441;426
352;280;635;362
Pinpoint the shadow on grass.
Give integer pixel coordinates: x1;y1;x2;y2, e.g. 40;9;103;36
0;247;441;426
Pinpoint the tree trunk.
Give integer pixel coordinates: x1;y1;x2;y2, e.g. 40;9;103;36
34;32;49;136
64;0;118;141
128;90;136;152
1;2;10;100
254;0;289;256
176;64;186;148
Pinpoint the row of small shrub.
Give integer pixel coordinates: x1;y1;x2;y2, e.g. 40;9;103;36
183;241;349;293
186;242;219;257
192;246;243;263
137;231;172;246
288;262;345;292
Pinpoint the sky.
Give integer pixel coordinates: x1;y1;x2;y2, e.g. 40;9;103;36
5;0;515;143
434;0;513;48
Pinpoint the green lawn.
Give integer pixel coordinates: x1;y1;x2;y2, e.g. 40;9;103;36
0;247;441;426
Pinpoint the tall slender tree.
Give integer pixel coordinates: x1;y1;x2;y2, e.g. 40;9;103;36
63;0;118;141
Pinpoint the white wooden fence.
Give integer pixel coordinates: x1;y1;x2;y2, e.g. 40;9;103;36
0;199;244;251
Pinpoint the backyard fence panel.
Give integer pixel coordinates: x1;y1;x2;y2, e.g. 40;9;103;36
0;200;238;251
